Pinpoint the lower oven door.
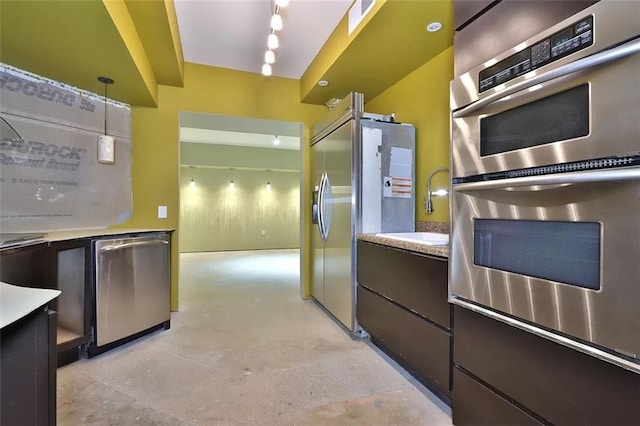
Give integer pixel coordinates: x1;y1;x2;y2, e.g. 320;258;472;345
450;167;640;365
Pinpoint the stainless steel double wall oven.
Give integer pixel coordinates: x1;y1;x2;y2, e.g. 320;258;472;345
450;1;640;372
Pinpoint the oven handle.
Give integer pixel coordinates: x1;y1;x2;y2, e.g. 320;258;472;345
450;297;640;374
452;37;640;119
454;167;640;192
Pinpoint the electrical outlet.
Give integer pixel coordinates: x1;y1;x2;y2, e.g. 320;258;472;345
261;230;266;236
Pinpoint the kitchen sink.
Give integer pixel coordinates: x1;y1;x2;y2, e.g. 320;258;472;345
375;232;449;246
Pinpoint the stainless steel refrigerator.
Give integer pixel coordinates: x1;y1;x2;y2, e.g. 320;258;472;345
311;92;415;334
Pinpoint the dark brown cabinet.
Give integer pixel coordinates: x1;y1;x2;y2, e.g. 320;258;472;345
356;240;452;403
1;305;57;426
0;239;91;365
453;305;640;425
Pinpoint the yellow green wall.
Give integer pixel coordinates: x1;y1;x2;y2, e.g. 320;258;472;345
180;143;300;171
366;46;454;224
117;63;326;309
180;168;300;252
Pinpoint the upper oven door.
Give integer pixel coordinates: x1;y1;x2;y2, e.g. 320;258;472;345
449;167;640;362
451;2;640;178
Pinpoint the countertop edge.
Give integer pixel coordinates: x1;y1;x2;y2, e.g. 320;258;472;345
44;228;174;242
0;282;61;329
357;233;449;258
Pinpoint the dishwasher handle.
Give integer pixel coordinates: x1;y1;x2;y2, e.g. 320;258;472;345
98;239;169;253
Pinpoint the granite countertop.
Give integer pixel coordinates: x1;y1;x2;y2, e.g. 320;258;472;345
357;233;449;258
0;282;61;329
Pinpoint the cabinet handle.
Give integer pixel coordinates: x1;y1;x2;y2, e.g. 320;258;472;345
98;240;168;253
454;166;640;193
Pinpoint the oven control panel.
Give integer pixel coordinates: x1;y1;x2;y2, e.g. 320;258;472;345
478;16;594;93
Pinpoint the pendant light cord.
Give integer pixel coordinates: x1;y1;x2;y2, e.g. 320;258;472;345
97;76;114;136
103;80;107;136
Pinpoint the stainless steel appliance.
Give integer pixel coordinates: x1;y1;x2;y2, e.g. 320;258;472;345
89;232;170;355
449;1;640;372
311;92;416;333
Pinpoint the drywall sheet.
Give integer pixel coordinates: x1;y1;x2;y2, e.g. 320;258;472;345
0;64;131;232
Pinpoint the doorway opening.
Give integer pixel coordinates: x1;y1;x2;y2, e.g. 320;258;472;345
177;111;303;293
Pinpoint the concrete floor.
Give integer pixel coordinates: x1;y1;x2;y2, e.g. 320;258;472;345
58;249;452;425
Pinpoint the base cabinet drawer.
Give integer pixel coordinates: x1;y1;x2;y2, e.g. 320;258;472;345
357;241;450;329
358;285;451;396
454;306;640;425
453;367;543;426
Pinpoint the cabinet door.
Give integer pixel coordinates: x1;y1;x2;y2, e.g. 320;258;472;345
454;306;640;425
358;285;451;397
357;241;450;329
1;308;56;426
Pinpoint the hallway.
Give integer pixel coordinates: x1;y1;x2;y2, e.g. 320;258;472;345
57;250;452;425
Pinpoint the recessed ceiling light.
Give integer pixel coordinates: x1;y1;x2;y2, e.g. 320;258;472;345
262;64;272;76
318;80;329;87
426;22;442;32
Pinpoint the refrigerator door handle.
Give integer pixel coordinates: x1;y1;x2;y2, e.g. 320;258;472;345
322;173;333;241
318;172;327;241
312;187;319;224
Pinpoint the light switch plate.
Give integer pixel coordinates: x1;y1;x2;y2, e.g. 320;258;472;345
158;205;167;219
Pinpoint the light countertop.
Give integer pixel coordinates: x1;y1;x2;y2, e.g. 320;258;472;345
357;233;449;258
0;282;61;329
44;228;173;242
0;228;173;251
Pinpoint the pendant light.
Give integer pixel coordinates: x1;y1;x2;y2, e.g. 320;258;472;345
97;76;115;164
272;135;280;146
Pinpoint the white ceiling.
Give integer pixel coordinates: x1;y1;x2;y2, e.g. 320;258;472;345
181;128;300;150
174;0;353;79
175;0;350;149
179;111;302;150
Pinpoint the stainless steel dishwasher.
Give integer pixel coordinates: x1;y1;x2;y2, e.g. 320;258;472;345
88;232;170;356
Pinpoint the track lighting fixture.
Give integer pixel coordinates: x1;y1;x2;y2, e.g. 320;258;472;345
262;4;286;76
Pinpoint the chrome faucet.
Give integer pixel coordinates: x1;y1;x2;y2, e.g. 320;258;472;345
425;167;450;214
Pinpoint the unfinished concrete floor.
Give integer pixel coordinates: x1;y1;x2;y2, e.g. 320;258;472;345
57;249;452;425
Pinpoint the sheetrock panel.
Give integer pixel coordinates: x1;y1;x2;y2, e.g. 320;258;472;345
0;64;131;232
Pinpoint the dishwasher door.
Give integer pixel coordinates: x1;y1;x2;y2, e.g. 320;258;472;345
94;233;170;347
